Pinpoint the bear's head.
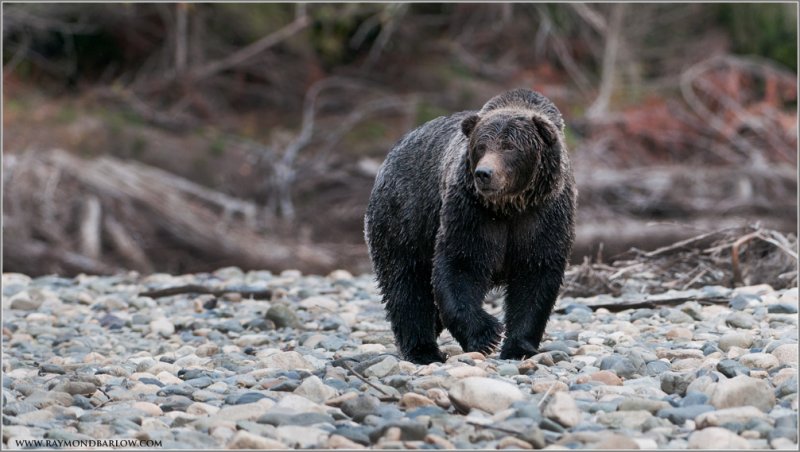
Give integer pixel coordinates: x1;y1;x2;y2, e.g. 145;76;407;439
461;112;563;208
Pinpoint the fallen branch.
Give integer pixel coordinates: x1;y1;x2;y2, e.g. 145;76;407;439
555;295;729;314
139;285;272;299
341;360;399;402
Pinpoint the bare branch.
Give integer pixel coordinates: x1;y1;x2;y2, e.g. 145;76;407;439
79;196;102;259
586;3;626;119
191;14;309;81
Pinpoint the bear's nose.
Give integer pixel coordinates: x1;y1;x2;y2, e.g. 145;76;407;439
475;167;493;185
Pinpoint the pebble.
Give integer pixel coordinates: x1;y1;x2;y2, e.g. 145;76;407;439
266;304;301;329
399;393;435;410
228;430;286;449
341;395;380;422
448;377;524;414
726;312;757;329
771;343;798;365
599;355;639;379
687;427;751;449
709;375;776;411
1;271;795;449
717;359;751;378
542;392;581;428
293;376;336;404
666;406;718;427
739;352;780;370
695;406;767;428
618;397;670;413
149;318;175;337
719;332;753;351
260;351;314;370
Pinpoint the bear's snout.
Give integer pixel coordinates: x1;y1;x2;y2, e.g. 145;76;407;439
475;167;493;186
474;152;505;194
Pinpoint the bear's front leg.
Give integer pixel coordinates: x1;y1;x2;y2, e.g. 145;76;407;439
499;264;565;360
433;259;504;355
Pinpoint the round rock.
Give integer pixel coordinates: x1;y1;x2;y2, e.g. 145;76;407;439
448;377;524;414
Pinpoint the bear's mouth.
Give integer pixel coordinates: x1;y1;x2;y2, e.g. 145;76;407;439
475;184;502;198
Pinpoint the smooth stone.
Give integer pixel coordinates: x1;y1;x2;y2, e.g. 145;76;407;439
52;381;96;396
39;364;66;375
719;332;754;352
596;410;652;430
599;355;638;379
293;376;336;404
160;396;193;412
531;380;568;394
24;391;73;408
186;402;220;416
149;318;175;337
132;401;163;417
688;427;751;449
399;393;435;410
215;400;275;421
266;304;301;329
646;360;670;376
726;312;757;329
159;384;194;397
776;376;798;397
542;392;581;428
588;370;623;386
717;359;751;378
661;372;693;395
681;391;710;406
772;344;799;365
497;364;520;376
658;405;715;425
709;376;776;411
299;296;338;311
332;426;371;446
768;304;797;314
617;397;670;413
9;292;42;311
228;430;286;449
276;425;328;448
696;406;768;428
285;412;335;426
497;437;534;449
448;377;524;414
739;353;780;370
368;421;427;442
340;395;379;422
260;352;313;371
363;356;399;378
327;434;366;449
228;392;268;405
661;308;694;323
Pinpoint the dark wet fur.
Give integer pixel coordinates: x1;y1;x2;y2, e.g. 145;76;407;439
365;89;577;363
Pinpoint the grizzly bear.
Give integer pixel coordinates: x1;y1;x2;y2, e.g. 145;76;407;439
365;88;576;364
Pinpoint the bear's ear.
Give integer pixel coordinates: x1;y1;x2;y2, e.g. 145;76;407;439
461;115;480;137
531;116;557;147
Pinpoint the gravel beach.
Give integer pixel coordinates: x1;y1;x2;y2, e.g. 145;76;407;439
2;269;798;449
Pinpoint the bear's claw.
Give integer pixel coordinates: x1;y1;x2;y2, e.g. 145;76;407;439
455;311;505;357
403;344;447;364
499;337;539;360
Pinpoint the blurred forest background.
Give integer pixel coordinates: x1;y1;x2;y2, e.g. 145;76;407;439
3;2;798;277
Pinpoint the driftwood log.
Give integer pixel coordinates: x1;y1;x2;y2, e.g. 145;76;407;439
3;148;796;278
3;149;336;275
